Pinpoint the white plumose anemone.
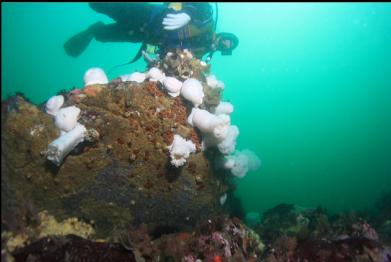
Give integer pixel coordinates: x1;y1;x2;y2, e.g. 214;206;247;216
121;72;146;83
83;67;109;86
147;67;165;82
206;74;224;89
163;77;183;97
54;106;81;132
167;134;196;167
47;123;87;166
181;78;204;107
189;108;213;131
223;157;235;169
217;125;239;155
190;109;230;141
211;114;230;140
187;108;197;126
223;150;262;178
199;125;238;155
213;101;234;115
45;95;64;116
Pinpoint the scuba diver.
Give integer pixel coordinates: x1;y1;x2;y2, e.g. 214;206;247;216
64;2;239;64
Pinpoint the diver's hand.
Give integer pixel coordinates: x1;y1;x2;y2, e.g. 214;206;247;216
163;13;191;30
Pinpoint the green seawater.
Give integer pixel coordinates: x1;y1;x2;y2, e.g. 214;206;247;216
2;3;391;216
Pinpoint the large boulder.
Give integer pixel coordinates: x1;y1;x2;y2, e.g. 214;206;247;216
1;78;228;238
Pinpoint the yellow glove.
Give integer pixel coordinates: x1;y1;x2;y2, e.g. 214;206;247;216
146;44;157;54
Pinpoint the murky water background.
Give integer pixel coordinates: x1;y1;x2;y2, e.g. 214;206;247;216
2;3;391;216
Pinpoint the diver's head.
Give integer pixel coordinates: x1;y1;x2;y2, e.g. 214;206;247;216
215;32;239;56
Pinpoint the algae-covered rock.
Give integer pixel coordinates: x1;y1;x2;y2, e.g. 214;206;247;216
11;235;137;262
9;216;263;262
1;78;227;238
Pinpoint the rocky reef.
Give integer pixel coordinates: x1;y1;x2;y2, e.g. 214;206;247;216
6;216;264;262
1;49;231;237
1;48;258;261
255;203;391;262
